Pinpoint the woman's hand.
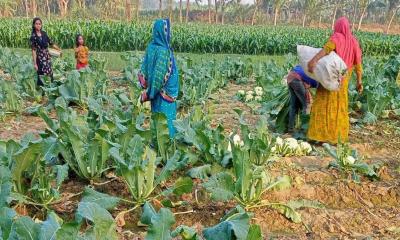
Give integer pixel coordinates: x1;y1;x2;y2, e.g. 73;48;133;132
34;63;38;71
308;60;317;73
356;80;363;94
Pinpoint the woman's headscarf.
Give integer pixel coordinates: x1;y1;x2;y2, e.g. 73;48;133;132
330;17;362;68
140;19;178;100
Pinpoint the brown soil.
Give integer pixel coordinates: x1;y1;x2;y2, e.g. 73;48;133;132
0;114;47;140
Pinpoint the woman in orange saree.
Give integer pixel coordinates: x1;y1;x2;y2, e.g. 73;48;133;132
307;17;363;144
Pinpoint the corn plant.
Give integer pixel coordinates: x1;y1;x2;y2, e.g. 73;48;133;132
0;19;398;55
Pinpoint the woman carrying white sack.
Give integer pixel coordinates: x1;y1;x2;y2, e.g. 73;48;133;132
306;17;363;144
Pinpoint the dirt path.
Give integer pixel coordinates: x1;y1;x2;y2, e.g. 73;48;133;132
208;80;259;133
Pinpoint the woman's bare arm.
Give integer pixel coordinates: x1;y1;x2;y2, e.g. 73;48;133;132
307;49;328;73
32;49;38;71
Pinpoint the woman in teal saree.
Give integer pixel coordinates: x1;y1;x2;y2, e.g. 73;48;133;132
138;19;179;137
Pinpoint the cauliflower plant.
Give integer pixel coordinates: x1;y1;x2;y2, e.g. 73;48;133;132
232;134;244;147
285;138;299;150
245;94;254;102
254;87;263;96
237;90;245;96
345;156;356;165
276;137;284;146
299;141;312;154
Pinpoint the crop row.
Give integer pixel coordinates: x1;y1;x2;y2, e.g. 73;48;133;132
0;19;399;55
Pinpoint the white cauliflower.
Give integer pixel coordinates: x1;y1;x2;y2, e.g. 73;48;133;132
233;134;242;146
299;141;312;154
238;90;245;96
245;94;254;102
345;156;356;165
255;96;262;102
254;87;263;96
276;137;284;146
246;91;254;96
285;138;299;150
271;146;276;153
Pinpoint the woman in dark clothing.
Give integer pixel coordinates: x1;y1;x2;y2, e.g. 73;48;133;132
30;17;61;87
286;65;318;133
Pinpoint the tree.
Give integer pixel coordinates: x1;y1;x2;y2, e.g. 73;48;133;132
168;0;173;20
24;0;29;17
272;0;289;26
126;0;132;20
301;0;322;27
385;0;400;33
46;0;51;18
215;0;219;23
58;0;69;17
136;0;140;21
186;0;190;22
0;0;17;17
330;0;340;29
158;0;162;17
31;0;37;16
208;0;212;23
252;0;262;25
357;0;373;31
179;0;183;22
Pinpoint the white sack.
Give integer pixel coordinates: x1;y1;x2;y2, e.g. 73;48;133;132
297;45;347;91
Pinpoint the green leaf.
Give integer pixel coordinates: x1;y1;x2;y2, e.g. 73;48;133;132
172;177;193;197
55;222;80;240
0;207;16;240
76;202;117;240
145;208;176;240
246;224;262;240
203;172;235;202
203;206;251;240
156;150;183;185
41;137;61;164
38;107;59;132
151;113;171;161
187;164;212;179
270;203;302;223
53;164;69;188
9;216;40;240
140;202;157;226
81;187;120;211
0;166;12;208
171;225;198;240
323;143;338;159
39;212;62;240
266;175;291;191
11;141;42;194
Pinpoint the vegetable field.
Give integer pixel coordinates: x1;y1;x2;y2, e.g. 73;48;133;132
0;30;400;239
0;19;400;55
